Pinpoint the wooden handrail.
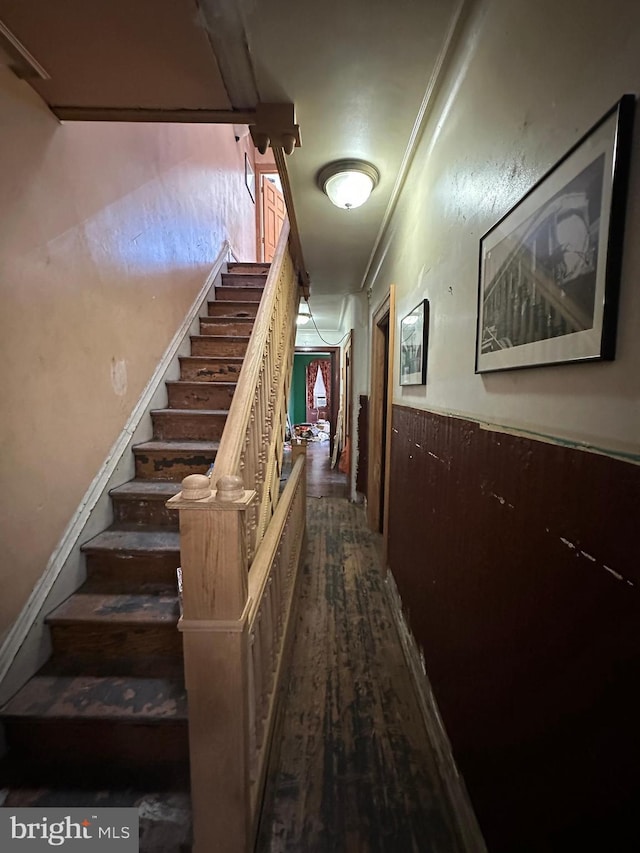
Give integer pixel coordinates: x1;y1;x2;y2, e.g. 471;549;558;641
210;217;299;561
247;453;305;627
246;452;306;814
211;218;290;481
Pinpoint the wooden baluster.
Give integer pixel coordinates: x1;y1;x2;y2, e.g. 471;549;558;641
256;608;268;747
168;473;256;853
250;624;263;751
247;631;258;784
267;576;278;672
262;587;275;695
272;556;282;642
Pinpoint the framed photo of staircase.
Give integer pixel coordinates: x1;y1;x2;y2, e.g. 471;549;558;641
475;94;635;374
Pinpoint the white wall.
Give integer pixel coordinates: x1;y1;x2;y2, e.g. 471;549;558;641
366;0;640;458
0;68;256;642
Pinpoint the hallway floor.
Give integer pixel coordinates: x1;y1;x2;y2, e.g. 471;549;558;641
2;443;466;852
258;443;465;852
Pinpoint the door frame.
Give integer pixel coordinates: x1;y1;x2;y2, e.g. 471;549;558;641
255;165;283;262
342;330;353;471
367;287;395;563
294;346;341;458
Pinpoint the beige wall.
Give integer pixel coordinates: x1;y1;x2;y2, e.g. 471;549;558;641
0;69;256;642
367;0;640;458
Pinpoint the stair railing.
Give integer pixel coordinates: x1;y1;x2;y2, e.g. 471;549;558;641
210;217;298;564
168;218;306;853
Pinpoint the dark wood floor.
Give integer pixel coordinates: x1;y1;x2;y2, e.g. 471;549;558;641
2;445;464;852
258;444;464;852
299;440;348;499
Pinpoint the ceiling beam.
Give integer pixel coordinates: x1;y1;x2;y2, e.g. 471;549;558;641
0;18;49;80
197;0;259;109
52;106;257;123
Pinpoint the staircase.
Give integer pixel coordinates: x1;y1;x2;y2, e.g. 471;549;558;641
0;263;269;796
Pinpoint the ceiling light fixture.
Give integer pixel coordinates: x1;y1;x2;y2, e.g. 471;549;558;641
317;159;380;210
296;301;311;326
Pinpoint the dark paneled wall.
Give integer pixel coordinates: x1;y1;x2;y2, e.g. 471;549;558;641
388;405;640;852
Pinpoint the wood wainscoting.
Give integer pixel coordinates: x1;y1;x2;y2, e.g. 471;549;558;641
387;404;640;852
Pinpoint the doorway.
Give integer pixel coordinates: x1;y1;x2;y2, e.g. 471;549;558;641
256;168;286;262
367;289;395;556
291;348;341;459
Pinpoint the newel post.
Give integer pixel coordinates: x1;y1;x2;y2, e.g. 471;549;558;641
168;473;257;853
291;438;308;494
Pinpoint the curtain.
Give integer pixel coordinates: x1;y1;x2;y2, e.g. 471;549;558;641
306;361;319;412
318;360;331;409
306;359;331;415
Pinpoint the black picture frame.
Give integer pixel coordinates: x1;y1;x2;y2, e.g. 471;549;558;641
476;95;635;374
400;299;429;385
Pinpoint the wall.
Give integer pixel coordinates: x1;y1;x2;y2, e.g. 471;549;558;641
0;68;256;644
364;0;640;849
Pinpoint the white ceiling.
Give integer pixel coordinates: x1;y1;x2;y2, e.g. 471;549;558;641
0;0;461;331
239;0;460;330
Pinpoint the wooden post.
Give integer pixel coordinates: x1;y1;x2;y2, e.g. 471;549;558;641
291;439;307;495
168;473;257;853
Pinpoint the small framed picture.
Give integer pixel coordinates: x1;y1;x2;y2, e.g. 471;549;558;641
476;95;635;373
244;152;255;204
400;299;429;385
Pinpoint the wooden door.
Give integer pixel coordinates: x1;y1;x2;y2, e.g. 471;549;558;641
367;288;395;563
262;176;285;262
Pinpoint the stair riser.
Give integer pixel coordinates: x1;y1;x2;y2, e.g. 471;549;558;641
227;262;270;275
179;358;242;382
4;719;188;787
49;624;182;674
207;301;258;318
221;273;267;288
86;553;180;592
199;317;254;336
134;448;215;481
111;497;179;528
190;337;249;357
167;382;235;409
151;411;227;441
214;286;263;302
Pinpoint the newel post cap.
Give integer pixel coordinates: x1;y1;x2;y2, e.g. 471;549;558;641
180;474;212;500
216;474;245;502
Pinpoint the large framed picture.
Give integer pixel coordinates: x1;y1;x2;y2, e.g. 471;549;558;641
476;95;635;374
400;299;429;385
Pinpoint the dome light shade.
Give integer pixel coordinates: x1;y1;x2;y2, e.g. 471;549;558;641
297;301;311;325
317;160;379;210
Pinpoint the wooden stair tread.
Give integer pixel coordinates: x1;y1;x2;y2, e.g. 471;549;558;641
208;300;259;309
178;356;243;364
227;262;270;273
201;316;254;324
81;527;180;555
220;273;266;287
110;481;181;500
151;407;230;416
166;380;237;389
133;439;220;452
47;592;179;626
214;285;264;296
2;675;187;721
190;334;251;343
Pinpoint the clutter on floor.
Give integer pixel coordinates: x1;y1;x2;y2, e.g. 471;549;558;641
292;421;330;442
